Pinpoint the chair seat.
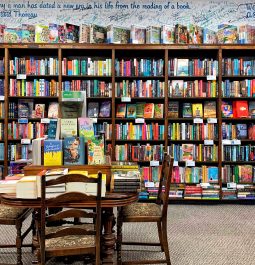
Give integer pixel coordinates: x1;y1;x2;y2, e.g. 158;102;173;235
0;205;28;219
45;234;95;250
123;203;162;217
46;223;95;234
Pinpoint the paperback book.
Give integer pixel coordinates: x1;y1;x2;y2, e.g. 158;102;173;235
63;136;85;165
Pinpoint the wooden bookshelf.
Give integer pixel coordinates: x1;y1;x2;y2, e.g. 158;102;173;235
1;44;255;201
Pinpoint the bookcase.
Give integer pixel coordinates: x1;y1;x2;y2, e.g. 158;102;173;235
1;43;255;201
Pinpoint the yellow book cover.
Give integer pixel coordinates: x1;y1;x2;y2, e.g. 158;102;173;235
68;170;88;176
44;140;63;166
192;103;203;118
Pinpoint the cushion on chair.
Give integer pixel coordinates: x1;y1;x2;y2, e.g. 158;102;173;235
122;203;162;217
46;223;95;234
0;205;28;219
45;235;95;250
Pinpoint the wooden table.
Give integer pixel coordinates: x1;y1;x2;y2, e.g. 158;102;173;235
0;192;138;265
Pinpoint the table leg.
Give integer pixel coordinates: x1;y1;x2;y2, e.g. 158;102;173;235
102;208;116;265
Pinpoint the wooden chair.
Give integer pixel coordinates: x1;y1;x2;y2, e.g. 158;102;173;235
0;205;33;265
117;154;174;265
37;172;102;265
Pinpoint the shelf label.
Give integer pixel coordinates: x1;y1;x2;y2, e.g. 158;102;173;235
41;118;50;124
18;118;28;124
207;118;217;124
91;118;97;123
207;75;216;81
21;138;31;144
232;139;241;145
121;96;131;102
222;139;241;145
0;96;4;100
188;45;200;49
185;160;195;167
135;118;145;124
17;74;26;80
145;181;155;188
227;182;237;189
193;118;203;124
173;161;179;167
222;139;231;145
204;140;214;145
150;160;159;167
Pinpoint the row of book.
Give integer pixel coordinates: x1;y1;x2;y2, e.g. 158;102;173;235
168;123;218;141
115;80;164;98
0;102;4;119
222;165;255;183
168;58;218;77
2;23;255;45
168;102;216;119
222;58;255;76
8;101;58;119
222;145;255;162
115;144;164;162
222;123;254;140
0;79;4;96
0;143;3;160
115;123;164;140
62;58;112;76
115;58;164;77
8;144;30;161
183;185;220;200
87;101;111;118
222;185;255;200
9;79;58;97
63;80;112;98
168;80;218;98
116;103;163;119
222;79;255;98
168;144;218;162
9;57;59;75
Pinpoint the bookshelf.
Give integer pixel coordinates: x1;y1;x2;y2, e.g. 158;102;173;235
1;43;255;201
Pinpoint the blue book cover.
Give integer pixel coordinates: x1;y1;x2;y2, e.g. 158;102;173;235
208;167;218;183
47;119;59;139
63;136;85;165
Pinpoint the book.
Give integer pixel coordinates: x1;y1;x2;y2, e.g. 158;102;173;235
99;101;111;118
192;103;203;118
34;104;45;118
233;101;249;118
47;119;60;140
249;101;255;118
44;140;63;166
208;167;219;183
217;24;238;44
0;25;6;43
161;25;175;44
78;117;94;141
64;23;79;43
58;25;66;43
18;99;34;118
48;102;59;118
136;103;145;118
21;24;35;43
176;59;189;76
87;136;105;165
16;176;38;199
4;28;22;43
63;136;85;165
154;104;164;118
107;25;130;44
171;80;184;97
204;101;216;118
90;24;107;43
130;25;146;44
60;118;78;138
116;104;127;118
236;124;248;139
144;103;154;118
203;28;218;44
182;103;192;118
221;101;233;117
45;168;68;176
87;102;99;118
189;24;203;44
175;24;188;44
35;25;49;43
168;101;179;118
126;104;136;118
49;23;59;43
146;26;161;44
181;144;194;161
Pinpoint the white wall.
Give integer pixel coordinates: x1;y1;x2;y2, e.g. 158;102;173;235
0;0;254;30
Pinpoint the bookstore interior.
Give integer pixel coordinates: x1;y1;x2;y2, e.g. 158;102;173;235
1;0;255;264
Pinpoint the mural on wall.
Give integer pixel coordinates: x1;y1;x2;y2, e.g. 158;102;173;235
0;0;254;29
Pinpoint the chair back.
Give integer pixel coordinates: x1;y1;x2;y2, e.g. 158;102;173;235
39;171;102;264
156;154;174;218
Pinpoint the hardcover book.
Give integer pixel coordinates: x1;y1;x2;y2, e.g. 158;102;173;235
146;26;161;44
176;59;189;76
136;103;145;118
233;101;249;118
240;165;253;183
49;23;59;43
249;101;255;118
175;24;188;44
60;118;78;138
181;144;194;161
34;104;45;118
47;119;60;140
236;124;248;139
144;103;154;118
126;104;136;118
90;24;107;43
168;101;179;118
63;136;85;165
182;103;192;118
208;167;219;183
64;23;79;43
44;140;63;166
35;25;49;43
192;103;203;118
99;101;111;118
171;80;184;97
130;25;146;44
116;104;127;118
221;101;233;118
204;101;216;118
87;136;105;165
4;28;22;43
18;99;34;118
217;24;238;44
107;25;130;44
0;25;6;43
87;102;99;118
48;102;59;118
154;104;164;118
161;25;175;44
78;117;94;141
189;24;203;44
21;24;35;43
58;25;66;43
203;28;218;44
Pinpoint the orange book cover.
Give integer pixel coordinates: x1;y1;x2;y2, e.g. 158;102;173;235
144;103;154;118
233;101;249;118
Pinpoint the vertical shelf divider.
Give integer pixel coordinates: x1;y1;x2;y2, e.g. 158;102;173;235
4;48;9;177
111;48;116;161
164;48;169;153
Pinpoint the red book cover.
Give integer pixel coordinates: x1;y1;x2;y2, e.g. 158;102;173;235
233;101;249;118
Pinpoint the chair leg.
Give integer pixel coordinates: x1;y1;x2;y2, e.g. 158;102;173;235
161;220;171;265
116;207;123;265
15;221;23;265
157;221;164;252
